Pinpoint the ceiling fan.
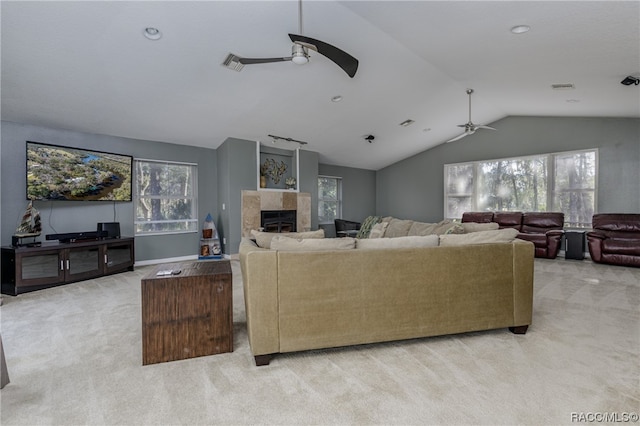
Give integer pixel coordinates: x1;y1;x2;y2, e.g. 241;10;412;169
222;0;359;78
446;89;496;143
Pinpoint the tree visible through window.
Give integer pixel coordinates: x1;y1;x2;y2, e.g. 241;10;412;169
318;176;342;224
135;159;198;235
444;149;597;228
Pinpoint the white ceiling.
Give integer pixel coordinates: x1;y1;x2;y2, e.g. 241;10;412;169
2;1;639;170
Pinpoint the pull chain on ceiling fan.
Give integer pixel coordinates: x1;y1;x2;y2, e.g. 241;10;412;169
222;0;359;78
446;89;496;143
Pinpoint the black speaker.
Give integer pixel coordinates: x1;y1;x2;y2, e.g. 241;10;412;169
97;222;120;239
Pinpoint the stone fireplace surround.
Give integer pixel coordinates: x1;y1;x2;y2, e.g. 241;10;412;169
241;190;311;238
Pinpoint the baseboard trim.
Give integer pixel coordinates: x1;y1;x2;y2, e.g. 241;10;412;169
135;254;231;267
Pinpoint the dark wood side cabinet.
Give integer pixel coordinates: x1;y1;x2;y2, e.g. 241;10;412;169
1;237;134;295
141;260;232;365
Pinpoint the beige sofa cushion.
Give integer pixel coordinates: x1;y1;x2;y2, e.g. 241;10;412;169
271;235;356;251
368;222;389;238
384;218;414;238
251;229;325;249
407;219;464;236
357;235;439;250
439;228;519;246
462;222;500;233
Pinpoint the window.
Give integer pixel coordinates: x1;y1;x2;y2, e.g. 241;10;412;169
444;149;597;228
318;176;342;224
134;159;198;235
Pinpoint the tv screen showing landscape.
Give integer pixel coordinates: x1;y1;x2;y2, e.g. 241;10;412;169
26;141;133;201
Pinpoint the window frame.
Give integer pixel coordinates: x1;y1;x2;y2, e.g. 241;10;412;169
444;148;598;228
317;175;342;225
134;158;199;236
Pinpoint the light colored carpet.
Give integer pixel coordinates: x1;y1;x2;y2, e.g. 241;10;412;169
1;257;638;425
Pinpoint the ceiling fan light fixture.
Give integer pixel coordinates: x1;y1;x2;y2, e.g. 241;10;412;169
291;44;308;65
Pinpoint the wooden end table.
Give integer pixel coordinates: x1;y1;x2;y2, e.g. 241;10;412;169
141;260;232;365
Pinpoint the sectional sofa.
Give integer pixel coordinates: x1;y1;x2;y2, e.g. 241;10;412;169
239;230;534;366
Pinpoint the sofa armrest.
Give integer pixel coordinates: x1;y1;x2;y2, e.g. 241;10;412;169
545;229;564;237
586;232;605;262
239;239;280;357
512;240;534;327
544;230;564;258
586;231;606;240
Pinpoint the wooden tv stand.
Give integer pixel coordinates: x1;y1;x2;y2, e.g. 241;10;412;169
1;237;134;295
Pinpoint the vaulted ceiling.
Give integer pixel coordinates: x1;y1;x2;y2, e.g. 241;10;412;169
2;1;639;170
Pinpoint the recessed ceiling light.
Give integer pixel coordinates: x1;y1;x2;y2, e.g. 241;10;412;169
422;128;431;132
399;119;415;127
566;99;580;103
331;95;343;103
143;27;162;41
510;25;530;34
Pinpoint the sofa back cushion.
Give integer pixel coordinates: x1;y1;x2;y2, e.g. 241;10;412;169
356;235;439;250
271;235;355;251
251;229;325;249
461;222;500;233
384;218;414;238
592;213;640;233
521;212;564;234
493;212;523;230
439;228;519;246
461;212;494;223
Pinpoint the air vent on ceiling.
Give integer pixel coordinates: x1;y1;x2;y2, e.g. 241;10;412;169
222;53;244;72
551;83;575;90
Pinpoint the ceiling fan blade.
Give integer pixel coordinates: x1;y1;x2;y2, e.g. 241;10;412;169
289;34;358;78
446;132;469;143
476;125;497;131
238;57;293;65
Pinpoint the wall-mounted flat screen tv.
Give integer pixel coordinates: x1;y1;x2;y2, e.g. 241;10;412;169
26;141;133;202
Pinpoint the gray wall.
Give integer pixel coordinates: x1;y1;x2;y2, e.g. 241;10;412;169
216;139;322;254
376;116;640;222
216;137;257;255
1;121;217;262
318;163;377;237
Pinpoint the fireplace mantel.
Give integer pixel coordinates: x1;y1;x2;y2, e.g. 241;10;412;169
241;190;311;238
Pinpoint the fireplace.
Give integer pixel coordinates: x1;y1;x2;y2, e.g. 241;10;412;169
261;210;297;233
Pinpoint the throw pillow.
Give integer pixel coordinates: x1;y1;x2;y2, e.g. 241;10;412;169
462;222;500;233
357;235;439;250
430;219;458;235
384;218;414;238
444;223;465;234
368;222;389;239
251;229;325;249
271;235;356;251
439;228;519;246
355;215;381;239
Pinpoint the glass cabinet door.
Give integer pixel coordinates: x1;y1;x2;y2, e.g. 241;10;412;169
66;246;102;281
104;242;134;274
17;250;65;286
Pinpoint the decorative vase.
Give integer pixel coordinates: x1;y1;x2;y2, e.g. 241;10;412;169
260;176;267;188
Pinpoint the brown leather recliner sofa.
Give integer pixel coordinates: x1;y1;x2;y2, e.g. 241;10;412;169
462;211;564;259
587;214;640;267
